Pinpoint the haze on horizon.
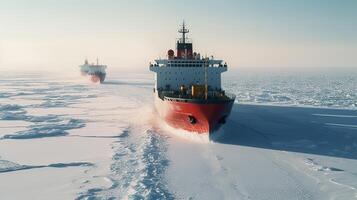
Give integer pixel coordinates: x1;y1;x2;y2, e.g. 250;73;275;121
0;0;356;72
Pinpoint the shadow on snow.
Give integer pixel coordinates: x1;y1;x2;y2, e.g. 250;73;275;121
212;104;357;160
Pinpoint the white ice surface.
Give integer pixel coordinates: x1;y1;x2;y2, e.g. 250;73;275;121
165;104;357;199
0;71;356;199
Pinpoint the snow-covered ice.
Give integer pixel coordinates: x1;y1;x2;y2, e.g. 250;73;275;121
0;70;356;199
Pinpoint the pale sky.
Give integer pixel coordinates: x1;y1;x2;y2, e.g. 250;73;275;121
0;0;356;72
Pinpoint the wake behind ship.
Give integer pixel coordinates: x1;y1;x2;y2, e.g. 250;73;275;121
79;59;107;83
150;22;235;134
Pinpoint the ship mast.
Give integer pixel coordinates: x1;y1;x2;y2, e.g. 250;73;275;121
176;21;193;59
178;21;189;44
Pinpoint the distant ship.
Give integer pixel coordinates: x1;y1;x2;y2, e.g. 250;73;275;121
149;22;235;134
79;58;107;83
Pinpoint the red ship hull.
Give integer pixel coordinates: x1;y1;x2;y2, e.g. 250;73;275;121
89;74;104;83
81;73;106;83
154;94;234;134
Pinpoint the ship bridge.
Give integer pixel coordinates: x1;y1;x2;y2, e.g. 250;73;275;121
154;59;225;67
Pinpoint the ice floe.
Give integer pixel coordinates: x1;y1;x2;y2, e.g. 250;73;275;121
0;159;93;173
2;118;85;139
225;72;357;109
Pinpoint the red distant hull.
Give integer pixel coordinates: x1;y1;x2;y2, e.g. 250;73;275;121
81;73;106;83
154;94;234;134
90;74;101;83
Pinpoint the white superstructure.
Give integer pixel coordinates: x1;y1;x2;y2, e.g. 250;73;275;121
79;59;107;74
150;59;227;91
149;22;228;92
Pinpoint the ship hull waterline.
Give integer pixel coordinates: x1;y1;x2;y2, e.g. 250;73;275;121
154;93;234;134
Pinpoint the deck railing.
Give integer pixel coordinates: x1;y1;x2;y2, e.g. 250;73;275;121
159;90;236;103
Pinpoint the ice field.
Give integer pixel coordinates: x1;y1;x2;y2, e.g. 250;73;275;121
0;70;356;200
